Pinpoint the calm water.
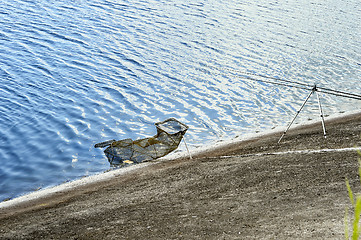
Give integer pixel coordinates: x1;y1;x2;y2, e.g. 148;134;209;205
0;0;360;201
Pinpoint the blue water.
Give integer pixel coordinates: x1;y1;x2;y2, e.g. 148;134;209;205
0;0;360;201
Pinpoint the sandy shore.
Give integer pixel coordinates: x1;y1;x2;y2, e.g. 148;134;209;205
1;111;361;239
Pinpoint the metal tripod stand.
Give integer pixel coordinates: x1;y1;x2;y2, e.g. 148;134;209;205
278;85;327;143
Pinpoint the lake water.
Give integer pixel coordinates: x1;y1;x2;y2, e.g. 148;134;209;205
0;0;360;201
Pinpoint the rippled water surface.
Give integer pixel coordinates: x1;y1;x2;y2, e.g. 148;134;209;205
1;0;360;201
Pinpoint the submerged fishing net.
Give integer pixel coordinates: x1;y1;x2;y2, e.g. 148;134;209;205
95;118;189;165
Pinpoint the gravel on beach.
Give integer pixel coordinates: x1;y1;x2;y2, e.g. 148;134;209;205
1;112;361;239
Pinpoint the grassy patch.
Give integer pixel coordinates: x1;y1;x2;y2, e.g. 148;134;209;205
345;154;361;239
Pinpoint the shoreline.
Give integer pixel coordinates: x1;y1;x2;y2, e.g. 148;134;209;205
165;108;361;160
1;109;361;212
2;109;361;239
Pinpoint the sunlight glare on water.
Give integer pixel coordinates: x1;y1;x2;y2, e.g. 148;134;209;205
0;0;360;200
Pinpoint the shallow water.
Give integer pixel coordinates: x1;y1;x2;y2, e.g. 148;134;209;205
0;0;360;201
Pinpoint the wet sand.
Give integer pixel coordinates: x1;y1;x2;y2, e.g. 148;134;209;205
1;111;361;239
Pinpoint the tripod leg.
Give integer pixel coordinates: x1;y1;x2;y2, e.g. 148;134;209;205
315;90;327;138
278;89;314;143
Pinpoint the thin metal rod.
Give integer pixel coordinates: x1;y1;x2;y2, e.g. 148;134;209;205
315;89;327;138
278;88;315;143
183;136;192;160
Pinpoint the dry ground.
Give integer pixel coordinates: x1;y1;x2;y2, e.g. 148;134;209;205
1;112;361;239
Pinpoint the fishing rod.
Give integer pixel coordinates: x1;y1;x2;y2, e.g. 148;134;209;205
316;87;361;101
213;67;313;88
208;66;361;142
213;67;361;101
235;75;312;91
241;74;361;101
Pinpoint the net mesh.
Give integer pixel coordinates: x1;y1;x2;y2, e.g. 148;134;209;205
95;118;188;165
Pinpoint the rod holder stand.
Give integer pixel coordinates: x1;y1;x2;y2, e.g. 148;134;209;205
278;85;327;143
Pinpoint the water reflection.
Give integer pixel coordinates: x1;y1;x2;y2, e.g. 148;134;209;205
0;0;360;201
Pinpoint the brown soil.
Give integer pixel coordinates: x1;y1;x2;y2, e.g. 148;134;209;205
1;112;361;239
